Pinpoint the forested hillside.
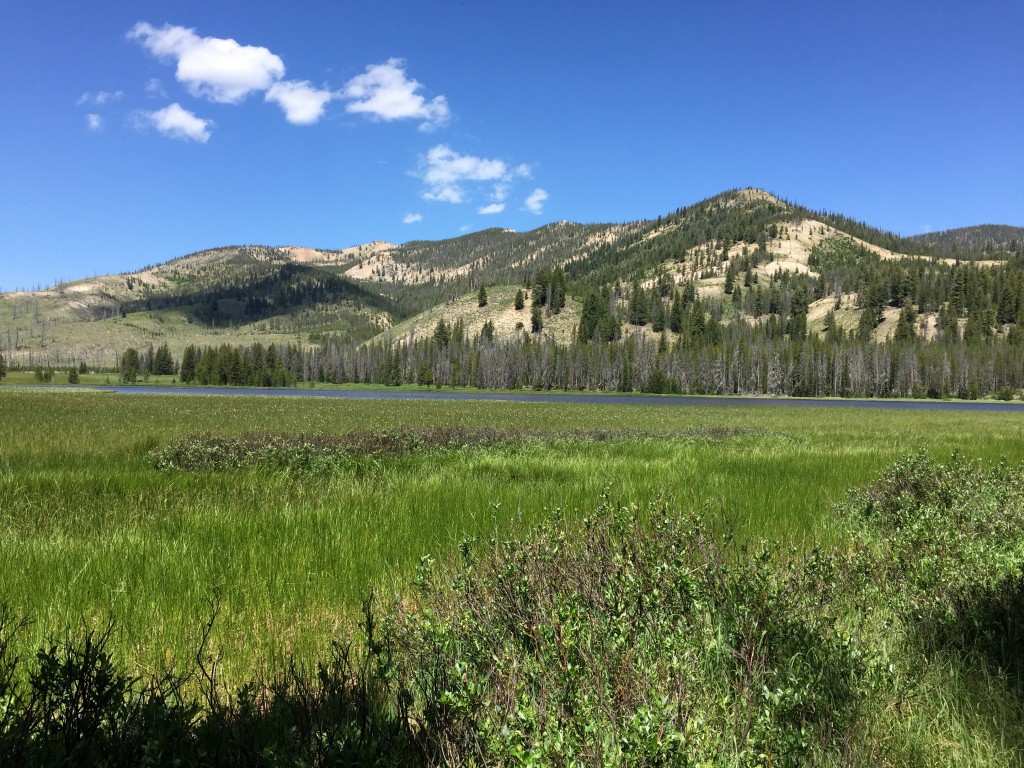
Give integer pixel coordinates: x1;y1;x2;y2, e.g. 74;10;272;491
2;188;1022;399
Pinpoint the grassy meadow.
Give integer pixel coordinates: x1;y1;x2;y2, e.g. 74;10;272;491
1;387;1021;683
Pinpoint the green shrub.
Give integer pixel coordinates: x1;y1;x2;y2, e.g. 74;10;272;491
391;498;879;765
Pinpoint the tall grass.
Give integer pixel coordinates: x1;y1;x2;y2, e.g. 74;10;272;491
1;388;1022;683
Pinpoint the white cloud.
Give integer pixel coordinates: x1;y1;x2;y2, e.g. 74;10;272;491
77;90;124;107
403;212;423;224
144;103;211;143
86;114;103;131
491;183;509;202
145;78;166;98
128;22;284;104
478;203;505;215
418;144;512;204
524;188;549;214
342;58;449;130
265;80;334;124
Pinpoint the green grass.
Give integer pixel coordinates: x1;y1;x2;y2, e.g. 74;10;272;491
1;388;1023;685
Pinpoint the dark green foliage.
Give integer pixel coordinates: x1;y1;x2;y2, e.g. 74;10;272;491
513;289;525;311
840;453;1024;686
179;344;198;383
123;262;396;335
152;342;175;376
432;318;450;347
392;499;877;765
0;602;418;766
152;428;526;473
0;352;6;380
650;293;666;332
66;367;79;384
893;300;918;342
530;303;543;334
477;284;488;308
119;349;140;384
627;280;648;326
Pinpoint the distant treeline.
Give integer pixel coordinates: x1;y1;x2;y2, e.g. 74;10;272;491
100;317;1023;400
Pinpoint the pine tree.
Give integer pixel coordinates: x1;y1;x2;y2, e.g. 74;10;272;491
531;303;544;334
628;281;648;326
578;291;602;343
153;343;175;375
180;345;198;383
433;318;451;347
893;300;917;343
514;289;525;311
650;294;666;332
119;348;140;384
0;351;6;380
478;285;488;308
669;291;684;334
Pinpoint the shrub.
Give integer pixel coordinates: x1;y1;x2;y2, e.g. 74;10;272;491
391;498;879;765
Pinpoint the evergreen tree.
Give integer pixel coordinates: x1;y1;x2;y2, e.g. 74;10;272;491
514;289;525;311
153;343;175;375
433;318;451;347
180;345;198;383
548;269;567;314
787;283;808;341
628;280;648;326
67;367;80;384
578;291;602;343
0;352;6;380
532;269;550;308
893;300;918;343
119;348;140;384
669;291;684;334
531;303;544;334
650;294;666;332
478;285;488;308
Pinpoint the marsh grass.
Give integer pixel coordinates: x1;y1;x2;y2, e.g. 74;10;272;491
1;389;1022;685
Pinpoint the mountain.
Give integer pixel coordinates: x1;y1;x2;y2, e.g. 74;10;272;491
1;188;1020;370
906;225;1024;259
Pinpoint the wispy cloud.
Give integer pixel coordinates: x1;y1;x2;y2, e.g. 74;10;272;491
478;203;505;215
265;80;334;125
342;59;449;130
417;145;529;204
86;114;103;131
142;103;211;143
128;22;285;104
403;212;423;224
145;78;166;98
76;90;124;107
524;188;548;214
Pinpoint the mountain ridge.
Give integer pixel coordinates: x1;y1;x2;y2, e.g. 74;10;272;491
2;188;1021;368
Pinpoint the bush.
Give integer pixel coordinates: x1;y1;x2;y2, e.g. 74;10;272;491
391;498;879;765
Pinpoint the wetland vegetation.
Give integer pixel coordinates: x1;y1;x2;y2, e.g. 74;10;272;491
1;388;1023;764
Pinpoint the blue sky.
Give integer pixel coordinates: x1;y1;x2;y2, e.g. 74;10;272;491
1;1;1022;289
